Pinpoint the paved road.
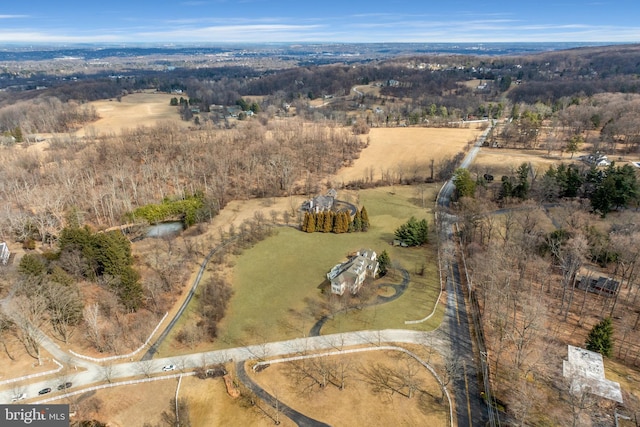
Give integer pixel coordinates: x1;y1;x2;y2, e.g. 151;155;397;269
236;361;331;427
3;329;440;404
437;123;493;425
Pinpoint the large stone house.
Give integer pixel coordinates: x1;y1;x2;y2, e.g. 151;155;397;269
326;249;379;296
302;189;338;213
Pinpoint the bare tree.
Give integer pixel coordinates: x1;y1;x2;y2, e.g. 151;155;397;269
0;312;16;360
136;359;155;378
101;363;114;384
84;303;104;352
11;294;48;365
440;356;463;403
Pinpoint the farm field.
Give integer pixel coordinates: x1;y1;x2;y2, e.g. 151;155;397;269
471;147;567;177
75;91;189;137
334;126;484;185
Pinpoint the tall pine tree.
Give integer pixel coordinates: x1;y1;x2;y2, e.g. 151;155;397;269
323;211;333;232
352;209;362;232
586;317;614;357
304;212;316;233
360;206;370;231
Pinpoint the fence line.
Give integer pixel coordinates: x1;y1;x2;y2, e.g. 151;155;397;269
455;223;500;427
33;371;196;405
69;312;168;363
0;359;63;386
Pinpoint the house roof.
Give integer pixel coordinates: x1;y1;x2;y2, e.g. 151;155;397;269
327;249;378;284
563;345;623;403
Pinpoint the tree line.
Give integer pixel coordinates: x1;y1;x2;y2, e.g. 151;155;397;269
301;207;370;233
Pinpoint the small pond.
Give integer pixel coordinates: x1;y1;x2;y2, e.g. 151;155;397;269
145;221;184;238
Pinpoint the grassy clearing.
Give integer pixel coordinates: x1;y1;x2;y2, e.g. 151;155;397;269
471;148;570;178
213;185;442;348
335;126;484;184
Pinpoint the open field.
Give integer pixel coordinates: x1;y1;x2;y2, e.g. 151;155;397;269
471;147;569;178
248;349;449;426
50;375;281;427
74;91;189;137
334;126;484;185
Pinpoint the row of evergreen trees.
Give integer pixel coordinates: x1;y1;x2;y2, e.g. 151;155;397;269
301;207;370;233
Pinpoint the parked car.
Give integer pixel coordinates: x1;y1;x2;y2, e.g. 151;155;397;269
11;393;26;401
57;382;72;390
162;364;176;372
38;388;51;395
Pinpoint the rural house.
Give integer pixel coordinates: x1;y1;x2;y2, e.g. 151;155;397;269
302;189;338;213
577;276;620;297
0;242;10;265
327;249;379;296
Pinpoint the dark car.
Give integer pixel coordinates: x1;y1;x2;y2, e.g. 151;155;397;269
57;382;72;390
38;388;51;395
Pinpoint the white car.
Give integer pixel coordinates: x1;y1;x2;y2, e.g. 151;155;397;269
11;393;26;402
162;364;176;372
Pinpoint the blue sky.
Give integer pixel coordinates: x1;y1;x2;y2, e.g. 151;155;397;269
0;1;638;44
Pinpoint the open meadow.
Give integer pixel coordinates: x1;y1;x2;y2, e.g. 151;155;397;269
74;91;189;137
334;126;484;185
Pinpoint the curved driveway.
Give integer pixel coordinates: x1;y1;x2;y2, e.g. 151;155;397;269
309;268;410;337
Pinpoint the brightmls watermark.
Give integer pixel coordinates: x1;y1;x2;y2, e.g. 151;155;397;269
1;405;69;426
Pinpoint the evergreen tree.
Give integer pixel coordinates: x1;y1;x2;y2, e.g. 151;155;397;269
304;212;315;233
18;253;47;279
586;317;614;357
394;217;429;246
315;212;323;231
352;209;362;232
513;162;531;200
360;206;370;231
323;211;333;233
301;212;309;232
453;168;476;198
341;211;351;233
378;250;391;276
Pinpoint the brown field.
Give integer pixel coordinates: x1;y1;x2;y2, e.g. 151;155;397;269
54;347;448;426
75;91;189;137
471;147;571;177
334;126;484;185
53;375;277;427
247;349;449;427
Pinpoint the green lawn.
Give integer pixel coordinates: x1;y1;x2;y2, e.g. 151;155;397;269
214;185;443;348
159;185;443;355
